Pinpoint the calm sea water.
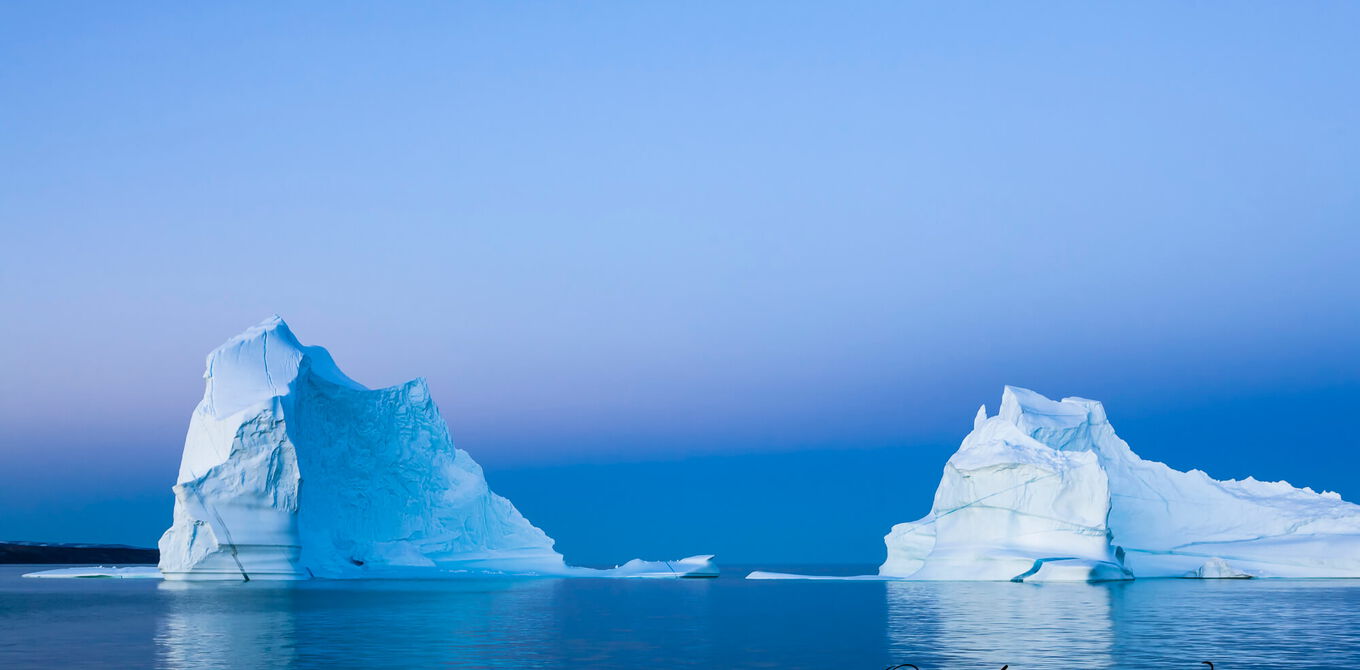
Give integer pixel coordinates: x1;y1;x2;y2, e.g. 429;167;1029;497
2;564;1358;669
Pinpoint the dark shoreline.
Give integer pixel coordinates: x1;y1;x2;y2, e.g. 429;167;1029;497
0;541;158;564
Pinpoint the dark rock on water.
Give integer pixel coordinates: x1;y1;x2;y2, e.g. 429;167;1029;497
0;541;158;564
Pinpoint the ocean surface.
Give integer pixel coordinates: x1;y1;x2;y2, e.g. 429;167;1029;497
3;564;1358;669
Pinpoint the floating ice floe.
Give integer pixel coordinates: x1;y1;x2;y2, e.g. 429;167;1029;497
23;566;163;579
24;556;720;580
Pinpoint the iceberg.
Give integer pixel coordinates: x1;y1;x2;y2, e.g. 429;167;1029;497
753;386;1360;581
153;316;715;581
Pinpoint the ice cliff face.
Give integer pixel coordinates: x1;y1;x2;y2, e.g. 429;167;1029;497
158;317;714;580
879;386;1360;581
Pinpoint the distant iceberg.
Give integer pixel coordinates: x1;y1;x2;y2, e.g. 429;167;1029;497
752;386;1360;582
143;316;716;581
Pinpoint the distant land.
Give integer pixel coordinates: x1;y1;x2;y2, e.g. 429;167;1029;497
0;541;158;564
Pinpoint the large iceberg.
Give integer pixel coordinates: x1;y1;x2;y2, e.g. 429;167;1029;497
755;386;1360;582
155;316;716;581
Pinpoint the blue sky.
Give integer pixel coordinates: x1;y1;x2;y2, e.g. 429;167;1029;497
1;2;1357;563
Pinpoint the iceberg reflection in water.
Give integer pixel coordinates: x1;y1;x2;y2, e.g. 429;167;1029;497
885;581;1114;669
155;579;563;669
884;579;1360;669
7;566;1360;669
157;581;298;668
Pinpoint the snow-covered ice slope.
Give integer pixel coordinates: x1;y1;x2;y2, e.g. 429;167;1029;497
157;317;715;581
879;386;1360;581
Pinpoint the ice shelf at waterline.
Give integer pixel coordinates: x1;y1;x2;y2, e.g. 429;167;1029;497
22;566;163;579
750;386;1360;582
143;316;717;581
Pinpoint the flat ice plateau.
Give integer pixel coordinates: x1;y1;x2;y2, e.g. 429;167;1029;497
32;317;715;581
751;386;1360;582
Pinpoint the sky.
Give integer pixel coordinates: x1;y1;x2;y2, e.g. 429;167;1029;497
1;2;1357;564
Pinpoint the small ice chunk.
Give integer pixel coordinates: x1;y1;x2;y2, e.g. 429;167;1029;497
593;555;719;578
1182;557;1253;579
746;571;895;580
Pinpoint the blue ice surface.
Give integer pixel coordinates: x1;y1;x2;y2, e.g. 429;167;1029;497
3;564;1360;669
